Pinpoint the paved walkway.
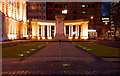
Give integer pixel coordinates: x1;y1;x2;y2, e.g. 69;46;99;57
2;42;120;75
22;42;95;63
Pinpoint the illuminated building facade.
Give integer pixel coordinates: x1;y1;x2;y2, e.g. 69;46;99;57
1;1;89;41
0;0;28;41
46;2;103;37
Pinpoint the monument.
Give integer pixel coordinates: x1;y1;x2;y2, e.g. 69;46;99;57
54;14;68;41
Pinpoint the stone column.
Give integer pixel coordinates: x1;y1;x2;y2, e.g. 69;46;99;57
32;22;38;39
47;25;52;39
23;24;28;38
68;25;73;39
4;1;6;16
80;23;88;39
22;2;27;22
37;25;40;39
75;25;79;39
80;24;83;38
41;25;43;37
0;1;3;12
47;25;50;37
71;25;73;37
54;26;56;37
41;25;45;39
8;2;12;18
47;25;50;38
19;2;23;21
50;25;51;37
69;25;71;37
14;21;17;39
49;25;52;39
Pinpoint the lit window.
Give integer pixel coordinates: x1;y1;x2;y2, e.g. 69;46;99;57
82;11;86;14
31;6;36;10
82;5;85;7
86;5;90;8
64;4;67;8
62;10;68;14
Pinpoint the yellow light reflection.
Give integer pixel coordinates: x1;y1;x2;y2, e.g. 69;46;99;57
75;37;79;39
38;37;40;40
38;22;55;25
8;34;17;40
48;37;52;39
68;37;73;40
42;37;46;39
81;36;88;40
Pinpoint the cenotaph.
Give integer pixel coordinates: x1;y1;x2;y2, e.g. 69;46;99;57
54;15;67;41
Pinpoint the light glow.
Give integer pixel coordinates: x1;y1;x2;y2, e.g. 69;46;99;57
8;34;17;40
62;10;68;14
47;37;52;39
88;29;96;32
38;37;40;40
81;36;88;39
38;22;55;25
105;22;108;25
42;37;46;39
72;31;76;35
91;16;94;19
82;5;85;7
68;37;73;40
75;36;79;39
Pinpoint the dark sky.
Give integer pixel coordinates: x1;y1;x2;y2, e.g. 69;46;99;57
102;2;111;16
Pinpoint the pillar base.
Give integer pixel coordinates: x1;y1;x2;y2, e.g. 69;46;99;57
42;37;46;39
54;34;68;41
75;36;79;39
47;37;52;39
68;37;73;40
80;36;88;40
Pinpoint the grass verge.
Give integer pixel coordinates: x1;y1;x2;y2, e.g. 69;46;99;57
75;42;119;57
2;42;47;57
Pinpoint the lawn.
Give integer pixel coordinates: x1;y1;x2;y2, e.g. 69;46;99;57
72;42;92;44
75;42;119;57
2;42;47;57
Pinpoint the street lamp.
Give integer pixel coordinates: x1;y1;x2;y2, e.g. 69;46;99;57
90;16;94;19
90;16;94;29
89;16;96;39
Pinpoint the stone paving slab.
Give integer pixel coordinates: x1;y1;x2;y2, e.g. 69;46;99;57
2;70;119;75
2;60;120;75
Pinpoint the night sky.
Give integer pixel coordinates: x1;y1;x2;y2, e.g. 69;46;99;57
102;2;111;16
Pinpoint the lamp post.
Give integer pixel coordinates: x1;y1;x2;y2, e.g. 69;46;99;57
89;16;95;39
104;22;108;40
90;16;94;29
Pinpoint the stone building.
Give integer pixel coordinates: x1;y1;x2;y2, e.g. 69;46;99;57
0;0;28;41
